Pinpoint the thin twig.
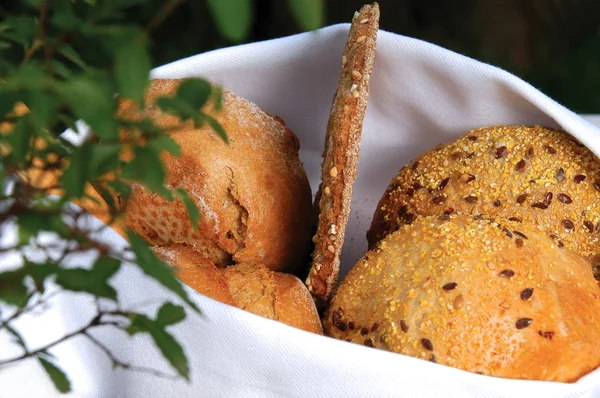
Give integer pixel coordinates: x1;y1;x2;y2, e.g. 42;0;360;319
82;332;179;380
145;0;185;35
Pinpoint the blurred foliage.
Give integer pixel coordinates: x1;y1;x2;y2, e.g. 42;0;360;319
70;0;597;113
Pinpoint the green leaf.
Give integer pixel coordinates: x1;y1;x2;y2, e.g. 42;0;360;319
5;324;26;348
88;142;121;179
126;314;189;380
126;232;200;313
0;89;18;118
38;357;71;394
156;303;186;327
2;16;36;48
0;40;11;50
0;270;28;307
114;35;151;105
55;268;118;301
57;44;88;71
212;85;224;111
60;142;91;198
206;0;252;42
149;135;181;157
4;117;33;165
92;257;121;280
51;60;72;79
61;76;118;139
175;188;200;231
175;79;212;110
155;96;197;120
17;212;67;244
121;146;165;194
27;91;57;131
287;0;324;31
51;12;83;31
204;114;228;144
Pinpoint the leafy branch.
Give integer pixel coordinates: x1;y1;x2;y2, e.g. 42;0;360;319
0;0;323;394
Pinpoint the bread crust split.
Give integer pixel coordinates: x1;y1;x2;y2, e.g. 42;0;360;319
307;2;380;308
154;244;323;334
326;214;600;382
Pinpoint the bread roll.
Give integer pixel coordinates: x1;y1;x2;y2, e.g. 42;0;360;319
326;214;600;382
120;79;314;273
154;245;323;335
367;125;600;278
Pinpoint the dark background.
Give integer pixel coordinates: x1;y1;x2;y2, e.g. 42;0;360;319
142;0;600;113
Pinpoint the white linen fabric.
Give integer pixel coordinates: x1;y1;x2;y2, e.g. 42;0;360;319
1;24;600;398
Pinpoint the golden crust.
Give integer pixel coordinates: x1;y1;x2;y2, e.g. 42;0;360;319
326;214;600;382
307;3;380;307
368;125;600;278
155;244;322;334
122;79;314;273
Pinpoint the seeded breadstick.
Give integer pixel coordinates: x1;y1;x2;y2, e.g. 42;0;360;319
306;3;379;307
368;125;600;278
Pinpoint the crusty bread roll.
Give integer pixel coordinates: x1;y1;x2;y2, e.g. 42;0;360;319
154;245;323;334
326;214;600;382
368;125;600;278
120;79;314;273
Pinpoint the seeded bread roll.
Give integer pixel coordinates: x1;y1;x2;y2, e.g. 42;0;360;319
153;245;323;334
368;125;600;278
326;214;600;382
120;79;314;273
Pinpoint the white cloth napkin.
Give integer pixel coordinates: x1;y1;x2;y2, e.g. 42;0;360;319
2;24;600;398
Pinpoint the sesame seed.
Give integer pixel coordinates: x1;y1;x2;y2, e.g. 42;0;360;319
329;234;336;241
329;224;337;234
352;89;360;98
335;320;347;331
360;18;369;23
513;231;528;239
545;145;557;154
558;193;572;204
329;166;338;177
544;192;553;205
400;320;409;332
595;182;600;192
442;282;458;291
432;195;447;204
515;238;524;248
356;35;367;43
556;168;565;182
460;173;476;183
538;330;555;340
494;200;501;207
515;159;526;172
503;229;513;238
351;70;362;79
521;288;534;300
421;338;433;351
349;83;357;94
557;240;564;248
468;135;477;141
531;202;548;209
327;244;335;253
343;104;350;113
562;219;575;230
364;338;374;347
341;55;347;65
584;221;594;232
324;186;331;196
509;217;522;222
371;323;379;332
464;195;478;203
312;235;318;243
453;295;464;309
361;327;368;336
348;321;355;330
574;174;586;183
439;177;450;190
495;146;508;158
429;355;437;363
500;269;515;278
516;318;533;329
516;194;528;204
527;146;534;157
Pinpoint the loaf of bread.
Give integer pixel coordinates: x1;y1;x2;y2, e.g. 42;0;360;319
368;125;600;278
119;79;314;274
153;244;323;334
326;214;600;381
